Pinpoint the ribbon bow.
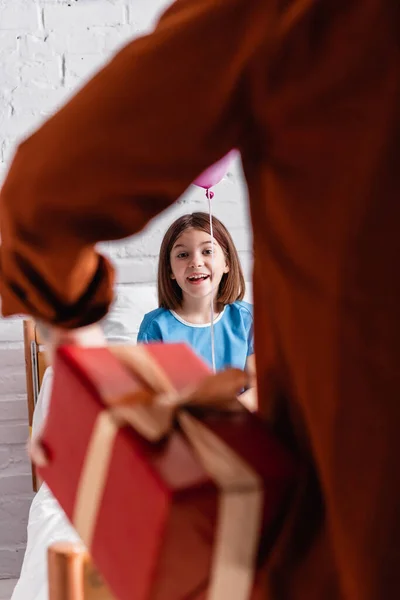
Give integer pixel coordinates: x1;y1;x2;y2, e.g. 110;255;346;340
30;344;248;461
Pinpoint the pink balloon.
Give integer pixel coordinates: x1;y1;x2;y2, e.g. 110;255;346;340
193;149;239;190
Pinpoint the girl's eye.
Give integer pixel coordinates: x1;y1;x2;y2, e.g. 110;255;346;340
177;252;188;259
203;249;213;255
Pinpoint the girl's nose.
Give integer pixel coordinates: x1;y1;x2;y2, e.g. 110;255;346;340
190;252;204;268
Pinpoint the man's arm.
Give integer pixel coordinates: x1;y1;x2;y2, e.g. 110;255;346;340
0;0;269;328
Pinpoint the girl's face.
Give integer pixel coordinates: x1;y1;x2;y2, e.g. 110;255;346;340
170;227;229;302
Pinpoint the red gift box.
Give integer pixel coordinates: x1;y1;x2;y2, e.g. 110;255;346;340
36;343;297;600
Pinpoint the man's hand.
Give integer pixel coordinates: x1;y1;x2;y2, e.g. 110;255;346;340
37;322;106;365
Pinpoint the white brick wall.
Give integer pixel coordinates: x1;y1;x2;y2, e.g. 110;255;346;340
0;0;252;579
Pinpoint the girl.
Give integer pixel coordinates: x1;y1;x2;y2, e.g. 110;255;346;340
138;213;255;390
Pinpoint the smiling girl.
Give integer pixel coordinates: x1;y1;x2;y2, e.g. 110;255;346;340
137;213;255;386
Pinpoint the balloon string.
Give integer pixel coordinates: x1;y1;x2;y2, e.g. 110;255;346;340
206;189;216;374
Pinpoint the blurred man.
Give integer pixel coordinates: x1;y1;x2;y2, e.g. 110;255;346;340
1;1;399;598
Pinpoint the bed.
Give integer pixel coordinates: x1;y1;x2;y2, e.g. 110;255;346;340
14;320;122;600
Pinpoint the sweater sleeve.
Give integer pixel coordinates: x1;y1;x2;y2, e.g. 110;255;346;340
0;0;269;328
137;315;162;344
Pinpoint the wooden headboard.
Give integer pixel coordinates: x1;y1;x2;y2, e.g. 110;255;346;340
23;320;48;491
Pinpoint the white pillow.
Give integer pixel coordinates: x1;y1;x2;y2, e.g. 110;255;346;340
101;285;158;344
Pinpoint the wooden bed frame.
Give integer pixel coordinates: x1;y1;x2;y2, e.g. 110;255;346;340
23;320;113;599
23;320;48;491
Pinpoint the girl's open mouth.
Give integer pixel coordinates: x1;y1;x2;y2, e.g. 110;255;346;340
187;274;210;284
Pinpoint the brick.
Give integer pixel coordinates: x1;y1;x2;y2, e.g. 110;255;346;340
49;26;133;56
9;445;31;468
1;460;32;478
0;138;18;165
38;29;67;55
10;85;68;113
238;251;253;282
0;62;19;90
0;398;27;422
43;3;126;30
0;474;32;497
228;227;253;253
19;33;56;60
20;59;62;87
211;198;251;228
0;320;23;343
0;165;7;183
98;25;136;54
115;257;158;285
0;370;27;395
113;284;158;311
0;494;32;521
0;424;29;445
0;445;30;473
65;53;108;86
64;29;101;55
0;32;19;56
0;110;44;139
0;547;26;579
0;579;18;598
0;514;29;547
0;448;10;470
0;3;39;30
105;230;161;259
0;348;24;368
128;0;168;33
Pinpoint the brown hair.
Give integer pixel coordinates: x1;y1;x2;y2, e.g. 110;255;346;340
158;212;245;310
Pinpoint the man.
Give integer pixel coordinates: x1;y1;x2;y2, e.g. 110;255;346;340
1;1;399;598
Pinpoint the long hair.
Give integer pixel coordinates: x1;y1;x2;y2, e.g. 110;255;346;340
158;212;245;310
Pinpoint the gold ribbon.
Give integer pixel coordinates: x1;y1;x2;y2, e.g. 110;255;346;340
62;346;262;600
73;411;118;549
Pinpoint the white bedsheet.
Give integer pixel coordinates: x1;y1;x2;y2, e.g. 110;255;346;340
11;368;81;600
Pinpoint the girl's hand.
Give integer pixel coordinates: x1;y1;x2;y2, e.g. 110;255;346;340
238;386;257;412
245;354;257;388
238;353;257;411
